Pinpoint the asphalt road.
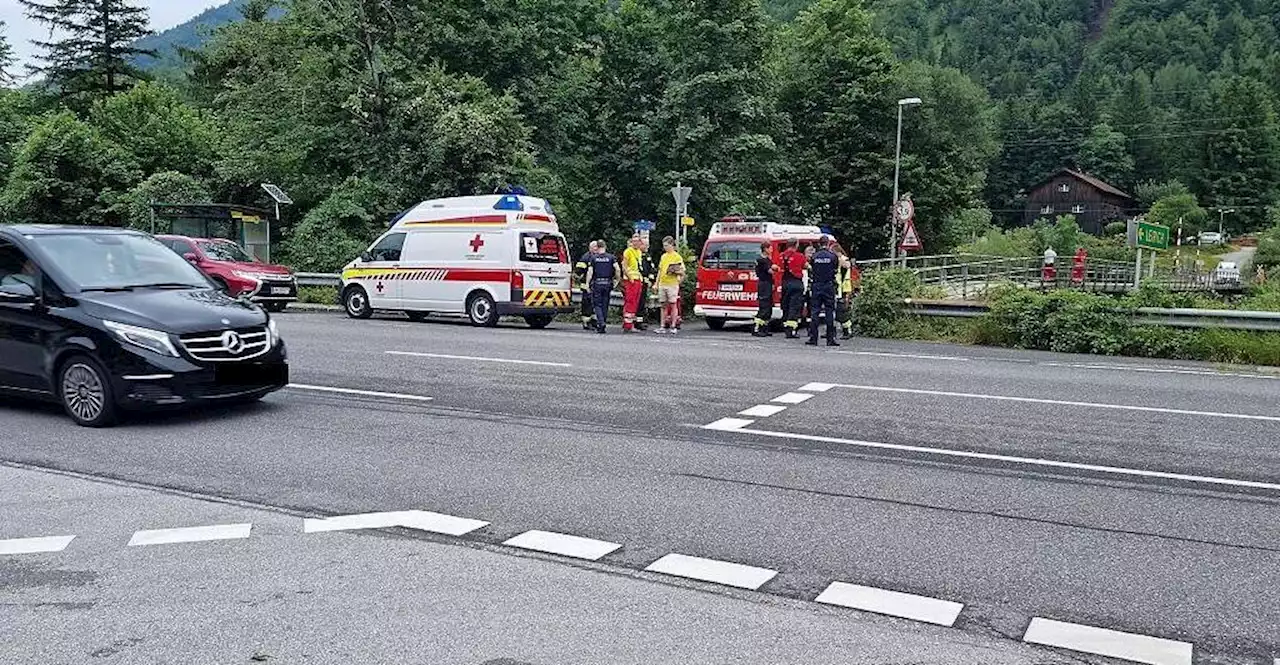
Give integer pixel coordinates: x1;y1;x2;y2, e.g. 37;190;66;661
4;311;1280;664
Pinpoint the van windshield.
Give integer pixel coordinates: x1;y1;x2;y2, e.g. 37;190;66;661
520;232;568;263
30;233;211;292
701;241;761;270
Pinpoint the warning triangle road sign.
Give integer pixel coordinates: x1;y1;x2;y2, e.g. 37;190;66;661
899;218;922;252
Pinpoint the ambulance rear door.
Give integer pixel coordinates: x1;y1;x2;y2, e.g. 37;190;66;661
515;230;571;309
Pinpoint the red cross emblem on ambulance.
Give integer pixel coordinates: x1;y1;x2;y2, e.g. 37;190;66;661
469;234;485;252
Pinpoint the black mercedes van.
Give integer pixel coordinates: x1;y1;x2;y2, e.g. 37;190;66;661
0;225;288;427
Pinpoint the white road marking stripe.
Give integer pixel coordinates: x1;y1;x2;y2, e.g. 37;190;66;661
815;582;964;626
387;351;572;367
127;523;252;547
288;384;434;402
645;553;777;590
844;351;970;362
704;418;755;431
503;530;621;561
772;392;814;405
303;510;488;536
825;382;1280;423
739;404;788;417
0;535;75;555
730;425;1280;492
799;382;837;393
1023;618;1192;665
1040;361;1280;380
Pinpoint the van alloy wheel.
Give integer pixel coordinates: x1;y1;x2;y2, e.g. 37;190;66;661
467;293;498;327
62;363;106;423
344;286;372;319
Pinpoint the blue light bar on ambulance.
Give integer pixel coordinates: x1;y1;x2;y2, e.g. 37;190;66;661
494;195;525;211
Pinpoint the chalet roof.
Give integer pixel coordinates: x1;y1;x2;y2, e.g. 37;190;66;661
1030;169;1135;201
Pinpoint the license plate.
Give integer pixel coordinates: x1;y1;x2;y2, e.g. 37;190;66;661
720;283;744;292
538;277;561;285
270;287;292;295
216;363;288;386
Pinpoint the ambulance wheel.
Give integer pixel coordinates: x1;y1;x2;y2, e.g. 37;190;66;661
405;311;430;323
467;292;499;327
705;317;727;331
343;286;373;319
524;314;554;329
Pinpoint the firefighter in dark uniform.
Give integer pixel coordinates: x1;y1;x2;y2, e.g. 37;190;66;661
779;239;806;338
806;236;840;347
575;241;600;329
752;241;776;337
585;241;619;334
636;236;656;330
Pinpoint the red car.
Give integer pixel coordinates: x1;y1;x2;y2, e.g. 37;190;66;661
156;235;298;312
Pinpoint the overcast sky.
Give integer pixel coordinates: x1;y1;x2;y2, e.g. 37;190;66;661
1;0;226;79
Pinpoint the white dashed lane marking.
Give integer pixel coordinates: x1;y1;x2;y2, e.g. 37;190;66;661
815;582;964;627
645;553;777;590
503;530;621;561
0;535;75;555
703;417;755;431
386;351;572;368
303;510;488;536
1023;618;1192;665
739;404;787;417
771;392;814;405
821;382;1280;423
127;523;252;547
798;382;836;393
287;384;434;402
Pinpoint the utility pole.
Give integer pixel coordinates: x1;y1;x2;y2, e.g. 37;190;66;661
889;97;922;259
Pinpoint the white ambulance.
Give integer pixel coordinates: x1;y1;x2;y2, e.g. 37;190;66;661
340;194;574;328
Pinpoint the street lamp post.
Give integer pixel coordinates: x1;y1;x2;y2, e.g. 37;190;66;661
890;97;923;260
1218;208;1235;237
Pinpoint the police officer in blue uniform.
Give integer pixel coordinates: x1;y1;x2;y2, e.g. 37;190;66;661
806;236;840;347
585;241;619;334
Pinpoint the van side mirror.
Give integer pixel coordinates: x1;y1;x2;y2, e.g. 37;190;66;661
0;281;37;304
359;251;373;263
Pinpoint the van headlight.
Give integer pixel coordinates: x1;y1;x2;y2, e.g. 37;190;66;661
103;320;179;357
267;318;280;348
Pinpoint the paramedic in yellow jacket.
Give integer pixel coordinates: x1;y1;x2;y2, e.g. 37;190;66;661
620;234;645;332
835;247;858;340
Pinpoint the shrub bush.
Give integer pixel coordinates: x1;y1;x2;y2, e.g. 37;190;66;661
854;269;920;338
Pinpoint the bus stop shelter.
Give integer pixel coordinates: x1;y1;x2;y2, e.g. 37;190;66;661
150;204;274;263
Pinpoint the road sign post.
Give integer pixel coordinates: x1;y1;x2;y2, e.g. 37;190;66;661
1127;219;1169;288
671;183;692;247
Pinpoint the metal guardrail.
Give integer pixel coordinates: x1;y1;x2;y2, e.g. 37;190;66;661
904;299;1280;332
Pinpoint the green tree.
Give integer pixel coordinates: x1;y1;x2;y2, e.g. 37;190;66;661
282;176;395;273
1197;76;1280;231
776;0;896;250
20;0;155;104
1133;179;1190;208
1077;122;1135;187
0;22;15;86
1146;192;1210;236
90;82;218;179
0;111;140;226
113;171;212;231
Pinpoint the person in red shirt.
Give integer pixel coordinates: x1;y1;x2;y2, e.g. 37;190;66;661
779;239;807;338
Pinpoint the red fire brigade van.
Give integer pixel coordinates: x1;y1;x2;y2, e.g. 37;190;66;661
693;218;831;330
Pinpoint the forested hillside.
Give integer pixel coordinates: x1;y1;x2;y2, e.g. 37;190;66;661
831;0;1280;228
1;0;1277;272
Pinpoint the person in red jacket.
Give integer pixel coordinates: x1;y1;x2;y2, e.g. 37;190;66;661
778;240;807;338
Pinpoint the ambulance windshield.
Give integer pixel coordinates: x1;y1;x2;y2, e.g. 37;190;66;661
520;232;568;264
702;241;761;270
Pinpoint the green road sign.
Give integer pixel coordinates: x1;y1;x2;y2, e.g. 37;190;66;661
1136;220;1170;251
